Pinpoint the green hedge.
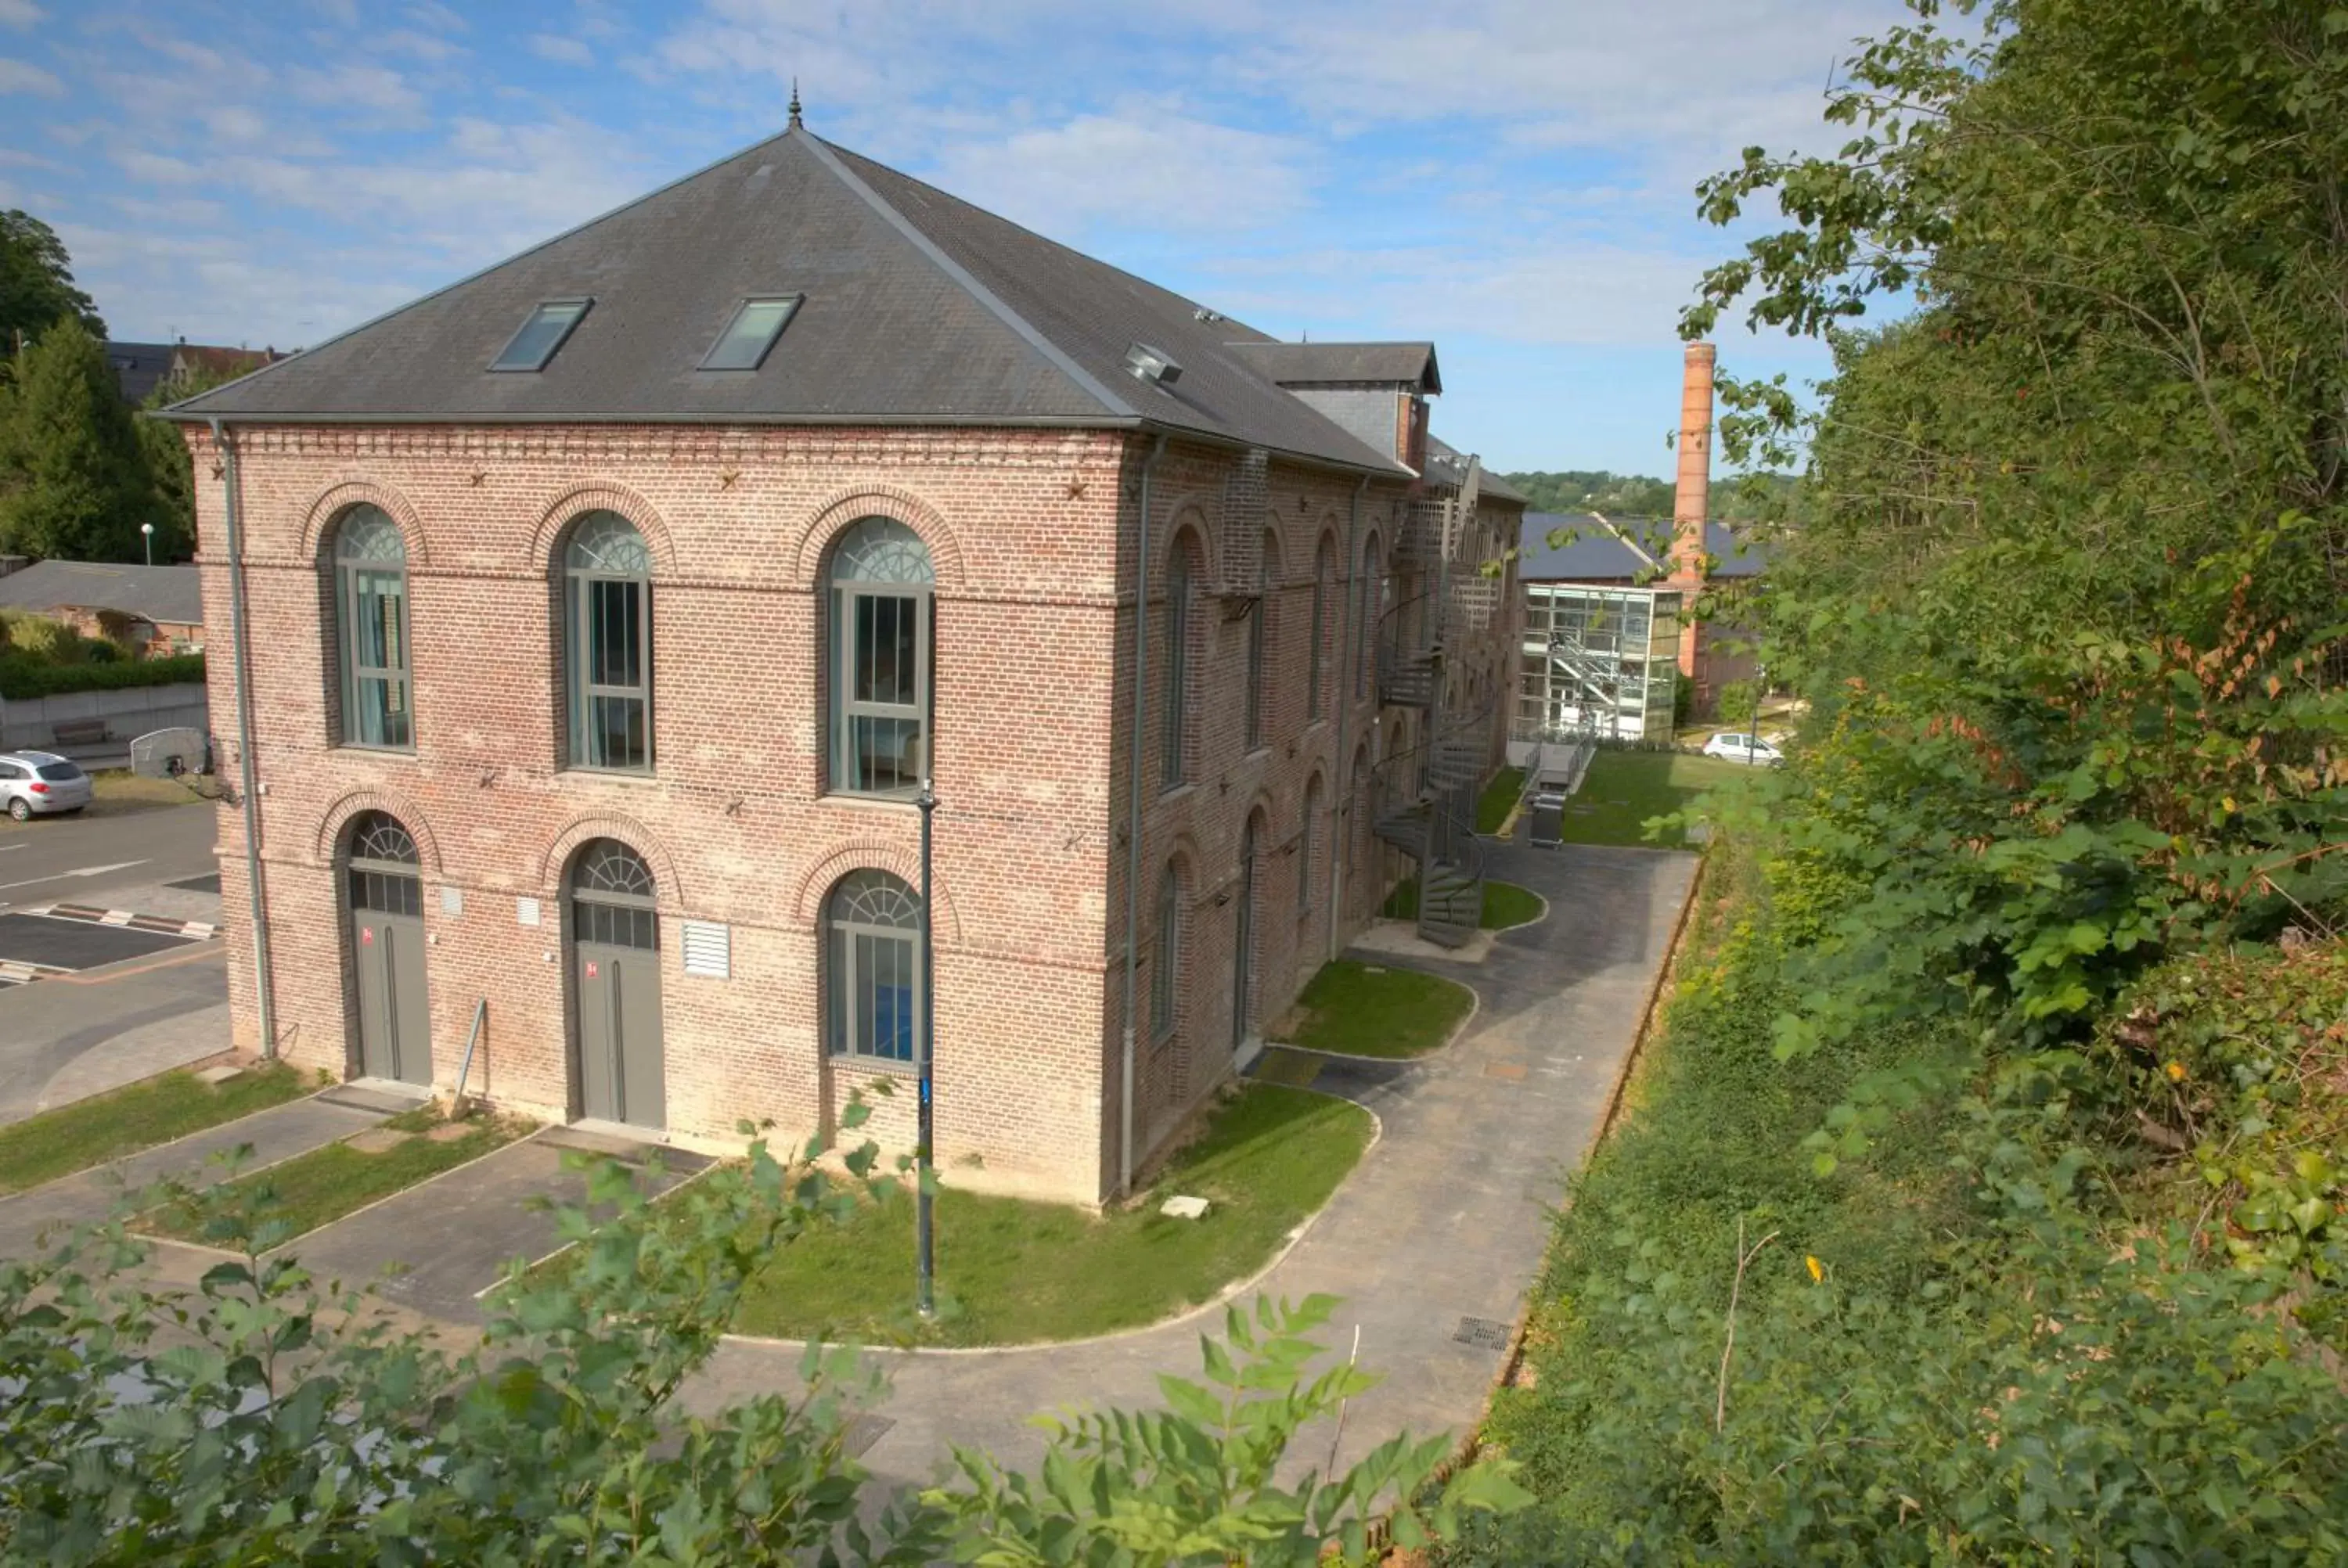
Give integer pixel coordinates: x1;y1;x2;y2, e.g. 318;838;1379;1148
0;653;207;700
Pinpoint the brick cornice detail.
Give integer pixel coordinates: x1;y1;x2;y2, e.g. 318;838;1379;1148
297;479;430;566
793;841;963;946
211;424;1118;466
315;786;445;875
539;812;686;911
529;482;677;575
794;484;968;593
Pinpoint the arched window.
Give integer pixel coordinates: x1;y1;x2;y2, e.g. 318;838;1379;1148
1246;528;1275;752
333;506;411;750
1298;776;1321;918
570;837;657;948
1162;542;1194;788
1355;530;1384;699
344;810;420;915
562;512;652;772
827;517;934;795
1308;535;1333;722
826;868;922;1063
1150;861;1180;1039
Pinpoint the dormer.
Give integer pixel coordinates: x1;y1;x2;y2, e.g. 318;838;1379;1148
1224;341;1441;472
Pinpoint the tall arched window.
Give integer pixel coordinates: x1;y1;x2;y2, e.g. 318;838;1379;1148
1355;531;1383;699
1298;776;1321;919
826;869;922;1063
1150;861;1180;1039
1162;543;1193;788
1245;528;1274;752
1308;535;1333;722
827;518;934;796
563;512;651;772
333;506;411;750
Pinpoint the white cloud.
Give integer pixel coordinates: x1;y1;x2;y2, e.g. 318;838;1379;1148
0;56;63;95
376;28;467;62
286;63;423;115
312;0;358;25
529;33;593;67
931;113;1313;239
0;0;42;29
405;1;469;34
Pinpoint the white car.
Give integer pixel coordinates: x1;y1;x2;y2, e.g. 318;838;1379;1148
1702;732;1784;766
0;750;95;819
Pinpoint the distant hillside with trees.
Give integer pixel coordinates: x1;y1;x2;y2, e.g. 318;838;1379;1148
1500;468;1797;520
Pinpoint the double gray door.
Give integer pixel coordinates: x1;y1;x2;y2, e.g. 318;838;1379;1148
350;882;430;1085
575;940;664;1128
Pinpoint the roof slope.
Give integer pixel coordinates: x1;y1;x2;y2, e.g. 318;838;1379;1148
167;127;1406;473
1518;512;1767;581
1224;341;1440;393
0;560;204;624
1427;434;1529;505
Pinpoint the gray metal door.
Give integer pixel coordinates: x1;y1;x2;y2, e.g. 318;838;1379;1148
576;943;664;1127
352;912;430;1084
569;839;664;1130
345;812;430;1087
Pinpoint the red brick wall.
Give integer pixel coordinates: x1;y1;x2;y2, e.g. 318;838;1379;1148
186;422;1515;1205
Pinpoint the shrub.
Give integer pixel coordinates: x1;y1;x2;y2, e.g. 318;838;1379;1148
0;650;203;699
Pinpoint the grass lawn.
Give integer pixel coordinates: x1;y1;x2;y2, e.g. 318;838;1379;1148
1269;957;1475;1058
1475;766;1526;834
0;1063;308;1196
1380;877;1545;930
0;771;211;829
729;1083;1371;1347
143;1105;532;1247
1556;750;1749;848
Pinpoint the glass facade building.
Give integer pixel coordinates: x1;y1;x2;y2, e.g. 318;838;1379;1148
1515;584;1681;743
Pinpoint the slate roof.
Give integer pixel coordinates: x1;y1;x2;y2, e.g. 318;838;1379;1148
163;125;1417;476
1223;340;1440;393
1428;435;1529;505
0;561;205;625
104;341;180;405
1518;512;1767;582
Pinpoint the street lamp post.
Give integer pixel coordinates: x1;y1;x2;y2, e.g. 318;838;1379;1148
140;522;153;566
915;771;937;1319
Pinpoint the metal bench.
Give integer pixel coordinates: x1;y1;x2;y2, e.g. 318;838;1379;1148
48;718;110;749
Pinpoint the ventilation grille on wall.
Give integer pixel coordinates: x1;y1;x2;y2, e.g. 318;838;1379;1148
680;920;732;979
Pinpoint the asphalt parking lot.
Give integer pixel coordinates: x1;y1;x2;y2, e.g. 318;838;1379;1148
0;912;198;979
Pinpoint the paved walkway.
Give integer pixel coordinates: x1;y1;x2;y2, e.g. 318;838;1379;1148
0;1084;394;1257
681;840;1699;1492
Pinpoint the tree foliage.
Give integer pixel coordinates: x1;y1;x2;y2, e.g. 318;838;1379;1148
0;318;164;563
0;1108;1524;1565
0;209;103;347
1456;1;2348;1559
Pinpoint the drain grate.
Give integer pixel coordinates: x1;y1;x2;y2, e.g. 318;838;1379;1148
1453;1315;1511;1350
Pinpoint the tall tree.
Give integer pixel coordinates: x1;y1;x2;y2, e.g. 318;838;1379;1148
0;318;161;562
0;210;103;347
139;359;250;563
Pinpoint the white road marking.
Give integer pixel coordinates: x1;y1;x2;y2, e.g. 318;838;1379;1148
0;859;150;892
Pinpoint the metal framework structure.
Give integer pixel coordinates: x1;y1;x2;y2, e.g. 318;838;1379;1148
1514;584;1683;746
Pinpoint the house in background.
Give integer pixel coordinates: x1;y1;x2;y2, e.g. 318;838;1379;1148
106;339;283;405
0;559;205;656
163;114;1522;1205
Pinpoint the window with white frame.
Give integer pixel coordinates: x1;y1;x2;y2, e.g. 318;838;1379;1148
332;506;412;750
562;512;651;772
826;868;922;1063
828;518;933;796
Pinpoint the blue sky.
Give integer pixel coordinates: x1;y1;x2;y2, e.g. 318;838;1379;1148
0;0;1910;477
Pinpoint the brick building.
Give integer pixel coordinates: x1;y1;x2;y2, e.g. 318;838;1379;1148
165;116;1523;1204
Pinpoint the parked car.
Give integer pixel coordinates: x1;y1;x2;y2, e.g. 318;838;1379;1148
0;750;95;819
1702;732;1785;766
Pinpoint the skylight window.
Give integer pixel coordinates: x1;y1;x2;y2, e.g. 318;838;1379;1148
700;295;801;371
489;299;591;372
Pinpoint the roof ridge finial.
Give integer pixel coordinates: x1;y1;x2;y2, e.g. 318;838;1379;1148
789;78;802;129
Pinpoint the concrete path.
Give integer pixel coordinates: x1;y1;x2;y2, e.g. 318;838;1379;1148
682;840;1699;1493
288;1127;715;1323
0;1086;391;1257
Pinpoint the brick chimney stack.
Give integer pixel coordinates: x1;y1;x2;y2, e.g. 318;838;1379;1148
1669;340;1716;681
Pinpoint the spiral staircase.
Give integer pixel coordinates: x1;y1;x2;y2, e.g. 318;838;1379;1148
1368;462;1502;949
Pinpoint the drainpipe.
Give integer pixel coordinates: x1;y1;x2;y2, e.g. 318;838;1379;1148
207;418;278;1060
1327;474;1367;961
1117;433;1169;1199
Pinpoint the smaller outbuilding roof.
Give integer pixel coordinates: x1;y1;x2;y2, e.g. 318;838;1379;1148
1518;512;1767;582
1428;435;1529;505
1224;340;1441;393
0;561;205;626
